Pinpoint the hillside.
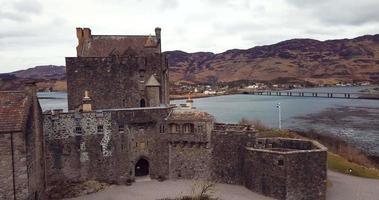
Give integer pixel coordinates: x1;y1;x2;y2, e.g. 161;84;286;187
1;34;379;91
10;65;66;80
166;34;379;85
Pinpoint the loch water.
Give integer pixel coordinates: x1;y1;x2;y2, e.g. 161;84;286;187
38;86;379;156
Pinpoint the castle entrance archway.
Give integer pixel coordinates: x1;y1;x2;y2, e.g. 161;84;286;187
135;158;149;176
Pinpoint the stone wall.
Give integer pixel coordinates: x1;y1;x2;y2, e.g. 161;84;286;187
0;133;15;200
109;107;171;181
43;107;173;185
66;55;169;111
243;138;327;200
168;142;211;179
42;109;327;200
211;126;256;184
43;111;115;185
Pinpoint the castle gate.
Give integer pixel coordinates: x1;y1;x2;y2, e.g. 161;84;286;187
135;158;149;176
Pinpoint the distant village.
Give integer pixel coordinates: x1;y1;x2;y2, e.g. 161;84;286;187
170;80;373;99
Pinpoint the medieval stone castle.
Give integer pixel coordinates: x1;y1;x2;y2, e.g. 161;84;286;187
0;27;327;200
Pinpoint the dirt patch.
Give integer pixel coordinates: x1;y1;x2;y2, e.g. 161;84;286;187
47;180;109;199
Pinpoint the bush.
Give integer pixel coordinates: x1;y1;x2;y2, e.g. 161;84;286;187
238;118;268;131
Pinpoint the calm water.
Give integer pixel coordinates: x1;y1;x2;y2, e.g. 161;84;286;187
38;86;379;156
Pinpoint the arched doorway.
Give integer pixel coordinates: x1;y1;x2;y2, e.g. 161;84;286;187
140;99;146;107
135;158;149;176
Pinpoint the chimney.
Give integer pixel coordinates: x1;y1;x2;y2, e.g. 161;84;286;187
155;27;161;40
82;90;92;112
83;28;92;40
155;27;161;52
76;28;83;40
76;27;84;57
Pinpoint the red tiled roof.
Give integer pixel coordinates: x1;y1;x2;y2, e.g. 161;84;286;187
0;91;31;133
79;35;159;57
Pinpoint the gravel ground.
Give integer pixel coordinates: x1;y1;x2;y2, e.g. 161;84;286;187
68;171;379;200
327;171;379;200
68;179;273;200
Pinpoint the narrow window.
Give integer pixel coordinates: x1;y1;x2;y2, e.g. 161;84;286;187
160;125;165;133
169;123;180;133
119;125;124;132
278;159;284;166
139;69;146;78
183;123;194;133
97;125;104;133
140;99;146;107
75;127;82;135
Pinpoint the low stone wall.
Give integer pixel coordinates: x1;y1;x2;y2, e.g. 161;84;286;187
244;138;327;200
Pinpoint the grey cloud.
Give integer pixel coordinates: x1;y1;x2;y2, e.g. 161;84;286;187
160;0;178;10
206;0;251;8
286;0;379;25
0;10;27;22
12;0;43;14
0;0;43;22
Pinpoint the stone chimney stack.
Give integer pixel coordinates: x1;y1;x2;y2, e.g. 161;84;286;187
155;27;161;40
82;90;92;112
83;28;92;39
76;27;92;57
155;27;161;52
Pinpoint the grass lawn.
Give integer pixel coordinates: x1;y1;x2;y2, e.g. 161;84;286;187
328;152;379;179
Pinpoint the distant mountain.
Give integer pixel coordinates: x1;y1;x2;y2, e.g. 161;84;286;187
1;34;379;91
165;34;379;85
0;65;66;91
10;65;66;80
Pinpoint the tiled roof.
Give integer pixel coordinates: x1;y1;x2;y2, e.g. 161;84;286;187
0;91;31;133
79;35;159;57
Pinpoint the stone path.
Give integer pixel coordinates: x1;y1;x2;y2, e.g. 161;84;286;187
69;170;379;200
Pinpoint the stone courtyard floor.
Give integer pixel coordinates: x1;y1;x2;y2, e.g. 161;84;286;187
69;170;379;200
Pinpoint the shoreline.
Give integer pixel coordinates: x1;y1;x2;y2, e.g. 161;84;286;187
289;129;379;169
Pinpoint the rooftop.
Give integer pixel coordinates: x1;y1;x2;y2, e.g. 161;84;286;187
76;28;160;57
0;91;31;133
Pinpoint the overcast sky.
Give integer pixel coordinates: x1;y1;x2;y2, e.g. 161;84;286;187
1;0;379;73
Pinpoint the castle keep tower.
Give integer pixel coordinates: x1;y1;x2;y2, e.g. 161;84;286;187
66;27;169;110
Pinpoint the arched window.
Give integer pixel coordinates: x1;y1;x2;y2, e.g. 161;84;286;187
140;99;146;107
183;123;194;133
169;123;180;133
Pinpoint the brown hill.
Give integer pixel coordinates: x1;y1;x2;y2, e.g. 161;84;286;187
1;34;379;91
11;65;66;80
165;34;379;85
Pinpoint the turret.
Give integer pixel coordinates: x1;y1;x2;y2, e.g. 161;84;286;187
145;75;161;107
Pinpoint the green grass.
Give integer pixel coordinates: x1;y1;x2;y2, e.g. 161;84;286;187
327;152;379;179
